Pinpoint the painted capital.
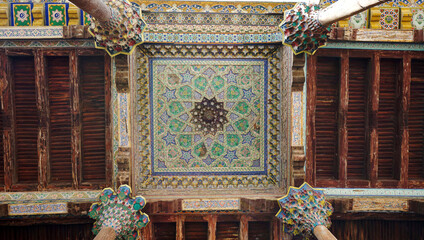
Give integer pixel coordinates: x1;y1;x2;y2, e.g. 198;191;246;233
276;182;333;238
88;0;146;56
279;3;331;55
89;185;150;240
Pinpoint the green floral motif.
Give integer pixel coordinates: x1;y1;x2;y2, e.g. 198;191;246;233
227;85;240;99
178;86;192;99
178;135;192;148
240;146;251;157
235;102;249;115
194;76;207;91
194;142;207;157
240;74;252;85
168;148;178;158
47;4;67;26
211;143;225;157
226;134;240;147
235;119;249;132
212;76;225;91
169;102;184;115
169;119;184;132
13;4;32;26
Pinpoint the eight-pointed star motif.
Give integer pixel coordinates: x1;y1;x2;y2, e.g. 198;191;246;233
16;9;29;23
51;9;63;23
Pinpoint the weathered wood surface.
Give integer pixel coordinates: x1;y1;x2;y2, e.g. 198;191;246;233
306;55;317;185
93;227;116;240
313;225;337;240
338;51;349;187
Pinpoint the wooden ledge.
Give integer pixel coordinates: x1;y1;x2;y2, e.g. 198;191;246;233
330;27;424;43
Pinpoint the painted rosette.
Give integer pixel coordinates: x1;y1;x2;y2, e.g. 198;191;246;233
89;185;150;240
88;0;147;56
276;182;333;238
279;3;331;55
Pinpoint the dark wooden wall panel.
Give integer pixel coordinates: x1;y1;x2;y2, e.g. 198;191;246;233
409;59;424;180
248;221;270;240
185;222;208;240
47;56;72;183
331;219;424;240
12;56;38;184
0;223;93;240
315;57;340;180
216;222;240;240
0;104;3;186
378;59;401;180
347;58;369;180
154;222;176;240
80;56;106;183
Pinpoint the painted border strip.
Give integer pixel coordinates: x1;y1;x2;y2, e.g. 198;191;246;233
8;202;68;216
0;26;63;39
182;199;240;211
324;188;424;199
0;190;101;204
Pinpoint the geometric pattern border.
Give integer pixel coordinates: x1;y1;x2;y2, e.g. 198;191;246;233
0;190;101;204
182;199;240;211
0;26;63;39
324;41;424;51
134;44;283;191
8;202;68;216
324;188;424;199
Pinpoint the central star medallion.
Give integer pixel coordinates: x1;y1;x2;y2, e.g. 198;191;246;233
190;97;228;136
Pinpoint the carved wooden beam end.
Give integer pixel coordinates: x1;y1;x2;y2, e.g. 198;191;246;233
70;0;146;57
88;0;146;57
276;182;336;240
280;0;391;55
279;3;331;55
89;185;150;240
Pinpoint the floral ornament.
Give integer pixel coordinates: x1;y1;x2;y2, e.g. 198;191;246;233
88;0;147;56
279;3;331;55
89;185;150;240
276;182;333;239
16;9;29;23
51;9;63;23
190;97;229;136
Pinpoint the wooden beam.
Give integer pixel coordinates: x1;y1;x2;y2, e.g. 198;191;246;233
0;50;12;191
205;215;217;240
68;0;111;23
176;215;185;240
70;50;80;189
338;51;349;187
34;49;48;190
400;54;411;188
104;54;113;187
306;55;317;185
369;52;380;187
239;215;249;240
